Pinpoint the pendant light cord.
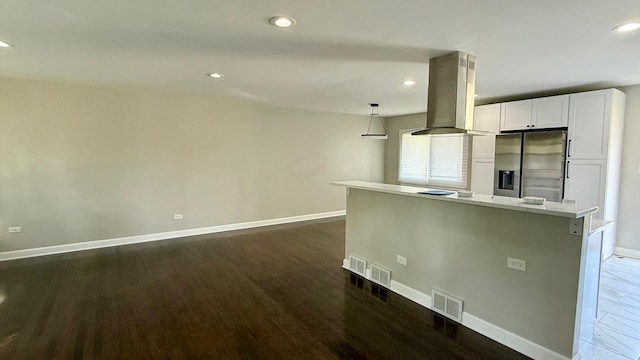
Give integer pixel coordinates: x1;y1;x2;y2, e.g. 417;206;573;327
366;104;379;134
366;114;374;134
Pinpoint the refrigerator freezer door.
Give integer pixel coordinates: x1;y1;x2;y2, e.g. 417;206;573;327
521;131;567;201
494;134;522;197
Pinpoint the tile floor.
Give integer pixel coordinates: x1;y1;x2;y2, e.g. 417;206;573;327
581;256;640;360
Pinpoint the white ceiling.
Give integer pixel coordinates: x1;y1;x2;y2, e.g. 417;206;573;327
0;0;639;116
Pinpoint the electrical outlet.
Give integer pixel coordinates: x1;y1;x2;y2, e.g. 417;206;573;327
8;226;22;233
507;257;526;272
173;214;183;220
397;254;407;266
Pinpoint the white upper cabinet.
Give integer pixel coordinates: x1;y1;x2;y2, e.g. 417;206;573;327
500;95;569;131
472;103;500;158
500;100;532;131
532;95;569;129
567;90;612;160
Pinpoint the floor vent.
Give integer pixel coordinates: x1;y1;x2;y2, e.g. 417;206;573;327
432;289;464;323
348;255;367;277
370;264;391;288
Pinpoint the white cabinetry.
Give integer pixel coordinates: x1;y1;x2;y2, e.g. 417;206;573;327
500;100;531;131
470;158;495;195
500;95;569;131
564;89;625;259
568;91;611;159
473;104;501;157
533;95;570;129
470;103;500;194
564;159;607;219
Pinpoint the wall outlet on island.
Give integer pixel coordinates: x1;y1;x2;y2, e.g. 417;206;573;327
507;257;526;272
397;254;407;266
8;226;22;233
173;213;183;220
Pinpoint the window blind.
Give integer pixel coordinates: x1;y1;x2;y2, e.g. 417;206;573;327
399;130;469;189
398;131;428;184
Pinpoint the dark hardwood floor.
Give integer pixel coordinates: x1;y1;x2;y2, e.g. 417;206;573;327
0;218;530;359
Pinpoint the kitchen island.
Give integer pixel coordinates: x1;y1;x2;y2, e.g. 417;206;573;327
332;181;610;360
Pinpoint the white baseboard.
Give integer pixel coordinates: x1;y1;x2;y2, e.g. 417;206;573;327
0;210;346;262
462;312;570;360
343;265;571;360
614;246;640;260
390;280;433;309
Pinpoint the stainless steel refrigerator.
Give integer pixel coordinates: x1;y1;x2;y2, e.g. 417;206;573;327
494;130;567;201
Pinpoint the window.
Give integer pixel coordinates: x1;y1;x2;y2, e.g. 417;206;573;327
398;130;470;189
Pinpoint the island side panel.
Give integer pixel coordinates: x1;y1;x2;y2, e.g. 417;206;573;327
344;188;583;357
574;223;602;355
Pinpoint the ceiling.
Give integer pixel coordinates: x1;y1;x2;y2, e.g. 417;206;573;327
0;0;639;116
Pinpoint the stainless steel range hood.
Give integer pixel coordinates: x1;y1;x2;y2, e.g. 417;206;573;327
412;51;477;135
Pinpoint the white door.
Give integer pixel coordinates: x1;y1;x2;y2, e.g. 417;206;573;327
473;104;500;158
470;158;495;195
500;100;532;131
532;94;569;129
564;159;607;219
568;90;611;160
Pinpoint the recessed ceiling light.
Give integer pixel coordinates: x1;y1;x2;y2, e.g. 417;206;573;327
269;16;296;28
613;22;640;32
402;80;416;86
0;40;13;48
207;73;223;79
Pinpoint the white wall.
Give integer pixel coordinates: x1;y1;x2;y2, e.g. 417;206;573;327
0;76;384;252
616;85;640;253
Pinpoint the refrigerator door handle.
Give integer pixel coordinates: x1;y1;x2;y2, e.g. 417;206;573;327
566;161;570;179
567;139;572;157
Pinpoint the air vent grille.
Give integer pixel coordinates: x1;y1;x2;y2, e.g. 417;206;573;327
446;298;460;318
370;263;391;288
468;61;475;70
432;289;464;323
434;292;446;312
348;255;367;277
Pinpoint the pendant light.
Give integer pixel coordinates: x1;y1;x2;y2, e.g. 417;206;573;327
361;103;388;139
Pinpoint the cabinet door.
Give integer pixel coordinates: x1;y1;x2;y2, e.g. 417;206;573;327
500;100;532;131
471;158;495;195
473;104;500;158
564;159;607;219
532;94;569;129
568;90;611;160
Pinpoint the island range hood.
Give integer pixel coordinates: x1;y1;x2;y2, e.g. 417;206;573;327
412;51;477;135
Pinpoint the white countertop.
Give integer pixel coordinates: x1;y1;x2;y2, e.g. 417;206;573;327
332;181;598;219
589;219;614;235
